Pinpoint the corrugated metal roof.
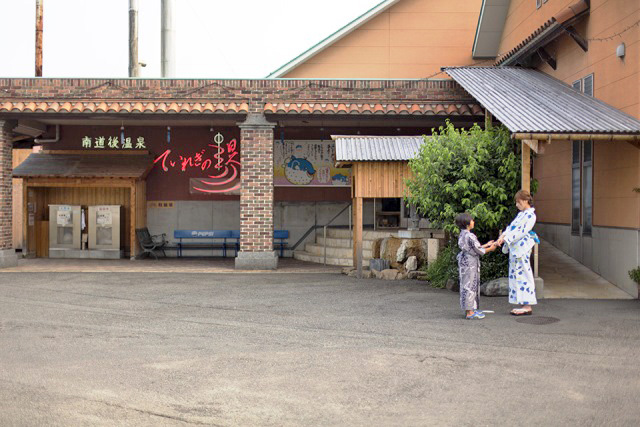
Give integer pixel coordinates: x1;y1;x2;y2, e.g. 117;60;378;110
333;135;423;162
12;153;154;179
444;67;640;135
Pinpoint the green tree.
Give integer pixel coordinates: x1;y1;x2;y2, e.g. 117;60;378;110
406;121;533;242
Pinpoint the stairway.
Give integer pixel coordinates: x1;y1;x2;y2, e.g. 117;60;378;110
293;227;397;267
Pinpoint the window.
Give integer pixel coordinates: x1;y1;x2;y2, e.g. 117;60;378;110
572;80;582;92
571;140;593;236
582;141;593;235
571;141;581;234
572;74;594;96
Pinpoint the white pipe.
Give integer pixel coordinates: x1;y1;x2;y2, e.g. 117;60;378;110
161;0;175;77
34;124;60;143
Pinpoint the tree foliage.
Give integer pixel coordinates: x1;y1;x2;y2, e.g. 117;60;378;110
406;121;535;241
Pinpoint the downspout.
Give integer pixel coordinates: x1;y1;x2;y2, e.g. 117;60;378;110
34;124;60;143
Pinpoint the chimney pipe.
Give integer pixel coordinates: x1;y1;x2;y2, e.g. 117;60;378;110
161;0;175;77
35;0;43;76
128;0;139;77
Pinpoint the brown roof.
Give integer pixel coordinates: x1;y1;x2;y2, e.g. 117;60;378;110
0;101;249;114
12;153;155;179
263;102;483;116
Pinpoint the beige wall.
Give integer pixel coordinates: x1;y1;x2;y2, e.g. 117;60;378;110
284;0;482;78
533;140;572;224
506;0;640;230
593;141;640;228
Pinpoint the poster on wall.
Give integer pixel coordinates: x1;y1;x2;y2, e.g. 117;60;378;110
274;140;351;187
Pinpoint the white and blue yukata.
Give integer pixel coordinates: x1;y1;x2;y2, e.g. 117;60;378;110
502;207;538;306
457;230;485;311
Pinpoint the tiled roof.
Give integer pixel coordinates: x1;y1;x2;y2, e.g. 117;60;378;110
263;102;483;116
444;67;640;135
333;135;423;162
0;101;249;114
12;153;155;179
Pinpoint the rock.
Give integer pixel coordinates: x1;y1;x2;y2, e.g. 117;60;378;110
446;278;459;292
371;239;383;259
342;267;355;275
397;272;409;280
380;237;404;268
369;258;390;272
481;277;510;296
380;269;400;280
396;240;409;262
405;256;418;272
373;269;383;279
348;269;359;277
427;238;441;264
362;270;373;279
407;270;425;280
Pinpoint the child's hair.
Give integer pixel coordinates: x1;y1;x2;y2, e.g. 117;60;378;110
515;190;534;206
455;213;474;230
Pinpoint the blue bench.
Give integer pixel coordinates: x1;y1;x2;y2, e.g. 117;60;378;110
174;230;289;257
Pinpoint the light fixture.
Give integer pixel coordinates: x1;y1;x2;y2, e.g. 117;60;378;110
617;43;626;58
167;126;171;144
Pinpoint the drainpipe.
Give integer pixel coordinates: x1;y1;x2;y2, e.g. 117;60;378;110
34;124;60;143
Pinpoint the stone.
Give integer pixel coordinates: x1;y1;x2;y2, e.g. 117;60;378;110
235;251;278;270
362;270;373;279
348;269;359;277
397;272;408;280
369;258;390;272
342;267;355;275
427;238;441;264
407;270;428;280
380;269;400;280
405;256;418;272
0;249;18;268
481;277;510;296
379;237;404;269
373;269;383;279
446;278;459;292
371;239;383;259
397;230;430;239
396;240;409;262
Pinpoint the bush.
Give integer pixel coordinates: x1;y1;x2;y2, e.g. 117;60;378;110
406;121;537;242
424;243;510;289
629;267;640;284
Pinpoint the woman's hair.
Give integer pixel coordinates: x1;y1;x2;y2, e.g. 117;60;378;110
455;213;474;230
515;190;534;206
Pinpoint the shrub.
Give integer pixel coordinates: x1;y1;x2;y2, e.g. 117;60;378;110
629;267;640;284
406;120;537;242
423;244;458;288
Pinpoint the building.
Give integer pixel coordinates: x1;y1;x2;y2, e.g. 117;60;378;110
268;0;640;296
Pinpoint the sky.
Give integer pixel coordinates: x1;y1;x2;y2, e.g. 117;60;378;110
0;0;382;79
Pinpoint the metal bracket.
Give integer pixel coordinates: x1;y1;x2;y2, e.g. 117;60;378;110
537;47;557;70
563;25;588;52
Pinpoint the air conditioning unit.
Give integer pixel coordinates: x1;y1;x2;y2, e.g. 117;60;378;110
13;120;47;137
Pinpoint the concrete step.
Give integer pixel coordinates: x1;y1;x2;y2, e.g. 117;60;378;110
305;243;373;259
293;250;370;267
315;236;374;250
320;228;397;240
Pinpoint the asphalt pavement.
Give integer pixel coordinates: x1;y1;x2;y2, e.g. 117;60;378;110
0;272;638;426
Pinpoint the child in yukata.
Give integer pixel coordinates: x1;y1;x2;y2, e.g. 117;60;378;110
497;190;540;316
455;213;498;320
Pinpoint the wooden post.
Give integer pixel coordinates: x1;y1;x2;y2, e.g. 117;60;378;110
352;197;363;278
521;140;531;192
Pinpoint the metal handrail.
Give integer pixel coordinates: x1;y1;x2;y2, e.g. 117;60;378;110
323;203;352;265
288;203;352;264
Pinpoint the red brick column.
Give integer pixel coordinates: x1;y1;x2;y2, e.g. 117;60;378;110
0;120;18;267
235;113;277;270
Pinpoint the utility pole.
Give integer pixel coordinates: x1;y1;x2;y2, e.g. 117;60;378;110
161;0;175;77
35;0;43;76
128;0;139;77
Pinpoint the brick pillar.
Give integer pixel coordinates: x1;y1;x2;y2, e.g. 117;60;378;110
235;113;277;270
0;120;18;268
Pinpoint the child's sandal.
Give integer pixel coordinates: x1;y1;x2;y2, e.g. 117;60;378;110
466;310;485;320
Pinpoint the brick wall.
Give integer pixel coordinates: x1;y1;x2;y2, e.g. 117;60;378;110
0;121;12;250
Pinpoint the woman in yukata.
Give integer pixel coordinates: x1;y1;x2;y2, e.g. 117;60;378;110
497;190;540;316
